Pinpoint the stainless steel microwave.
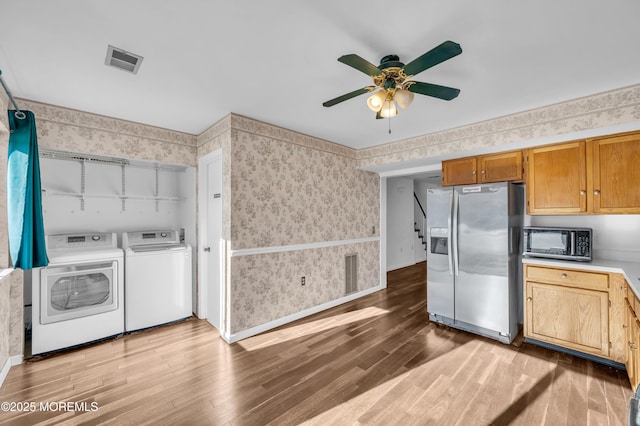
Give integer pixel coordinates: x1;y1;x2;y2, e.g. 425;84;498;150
523;227;592;262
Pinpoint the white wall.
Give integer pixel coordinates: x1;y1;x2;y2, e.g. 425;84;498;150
386;177;415;271
527;213;640;262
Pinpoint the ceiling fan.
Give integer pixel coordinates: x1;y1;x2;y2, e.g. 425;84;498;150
323;40;462;119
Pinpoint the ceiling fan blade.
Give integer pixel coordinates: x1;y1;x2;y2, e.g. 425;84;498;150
323;87;375;107
407;82;460;100
337;54;383;77
402;41;462;77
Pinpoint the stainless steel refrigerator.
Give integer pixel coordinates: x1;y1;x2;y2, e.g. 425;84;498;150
426;182;524;344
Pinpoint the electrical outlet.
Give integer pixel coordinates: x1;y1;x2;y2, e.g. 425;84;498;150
301;276;306;286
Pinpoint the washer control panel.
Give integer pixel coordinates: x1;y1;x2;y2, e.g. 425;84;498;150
122;230;179;249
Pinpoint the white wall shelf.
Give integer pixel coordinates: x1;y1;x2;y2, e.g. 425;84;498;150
42;190;183;203
39;148;185;212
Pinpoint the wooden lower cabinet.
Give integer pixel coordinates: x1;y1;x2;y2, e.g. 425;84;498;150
626;300;639;390
524;264;639;390
525;280;609;357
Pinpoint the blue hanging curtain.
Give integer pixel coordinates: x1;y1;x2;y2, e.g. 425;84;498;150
7;110;48;269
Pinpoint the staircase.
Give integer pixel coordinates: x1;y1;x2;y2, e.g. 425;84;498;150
414;193;427;259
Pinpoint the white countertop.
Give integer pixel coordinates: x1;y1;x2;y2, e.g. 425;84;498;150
523;256;640;298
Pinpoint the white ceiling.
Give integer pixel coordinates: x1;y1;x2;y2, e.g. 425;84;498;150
1;1;639;150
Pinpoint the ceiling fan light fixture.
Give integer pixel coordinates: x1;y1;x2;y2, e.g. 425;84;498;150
395;89;414;109
379;99;398;118
367;90;387;112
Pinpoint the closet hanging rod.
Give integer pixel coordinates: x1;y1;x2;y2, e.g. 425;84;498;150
0;69;26;120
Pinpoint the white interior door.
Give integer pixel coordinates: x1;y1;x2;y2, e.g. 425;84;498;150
198;150;223;330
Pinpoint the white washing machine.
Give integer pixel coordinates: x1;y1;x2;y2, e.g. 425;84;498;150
31;232;124;355
122;230;192;332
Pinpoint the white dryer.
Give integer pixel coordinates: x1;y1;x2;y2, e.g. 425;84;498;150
31;233;124;355
122;230;192;332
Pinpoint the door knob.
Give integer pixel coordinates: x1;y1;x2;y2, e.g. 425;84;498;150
203;247;211;252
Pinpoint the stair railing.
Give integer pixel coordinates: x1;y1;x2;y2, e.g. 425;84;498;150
414;193;426;250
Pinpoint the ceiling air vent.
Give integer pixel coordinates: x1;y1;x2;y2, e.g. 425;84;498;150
105;45;143;74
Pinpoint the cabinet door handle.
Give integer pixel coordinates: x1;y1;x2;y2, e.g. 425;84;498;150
623;325;629;329
580;190;586;195
481;170;486;174
561;273;568;279
594;190;601;195
527;297;533;302
472;170;476;175
630;341;638;350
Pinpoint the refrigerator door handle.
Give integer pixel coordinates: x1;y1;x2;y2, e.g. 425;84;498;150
447;192;453;276
453;190;459;277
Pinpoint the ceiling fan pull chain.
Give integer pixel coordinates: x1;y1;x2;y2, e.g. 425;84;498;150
388;116;391;134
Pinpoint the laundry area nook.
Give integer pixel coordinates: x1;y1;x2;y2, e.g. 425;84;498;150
23;148;197;357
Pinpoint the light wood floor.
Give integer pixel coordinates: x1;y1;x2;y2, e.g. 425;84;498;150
0;262;633;425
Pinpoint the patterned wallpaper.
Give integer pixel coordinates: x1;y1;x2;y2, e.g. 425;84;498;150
0;93;9;268
358;83;640;168
0;269;21;370
0;276;9;371
198;114;381;335
230;114;356;159
197;115;232;241
7;270;23;357
229;117;379;250
1;93;13;373
197;114;231;157
17;99;197;166
230;241;379;332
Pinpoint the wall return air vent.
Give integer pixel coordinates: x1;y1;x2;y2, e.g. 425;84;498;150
105;45;143;74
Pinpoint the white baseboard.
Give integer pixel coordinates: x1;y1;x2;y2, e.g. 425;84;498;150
0;355;24;390
0;359;9;389
387;261;415;272
226;285;385;343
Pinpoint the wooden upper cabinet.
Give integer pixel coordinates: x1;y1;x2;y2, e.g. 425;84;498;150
526;141;587;214
442;157;477;186
589;133;640;214
526;130;640;214
478;150;523;183
442;150;523;187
